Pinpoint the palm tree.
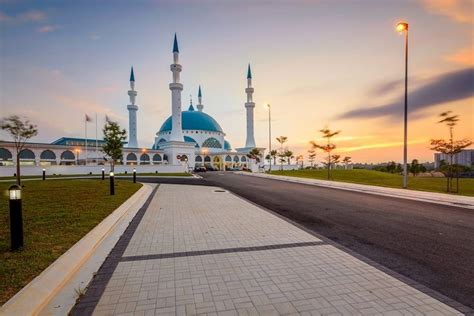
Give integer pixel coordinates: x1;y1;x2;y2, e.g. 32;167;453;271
342;156;352;170
284;150;294;165
310;128;340;180
270;149;278;165
276;136;288;170
296;154;304;168
307;149;316;168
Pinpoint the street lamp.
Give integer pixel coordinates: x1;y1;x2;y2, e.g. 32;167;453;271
101;168;105;180
396;21;409;189
133;168;136;183
265;103;272;172
42;168;46;181
109;171;115;195
8;185;23;251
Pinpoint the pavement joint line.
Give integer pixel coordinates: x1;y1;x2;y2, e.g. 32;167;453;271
120;241;326;262
70;185;160;315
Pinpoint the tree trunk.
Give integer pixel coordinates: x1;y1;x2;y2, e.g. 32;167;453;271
16;155;21;186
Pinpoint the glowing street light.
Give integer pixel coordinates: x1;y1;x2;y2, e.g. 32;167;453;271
101;168;105;180
133;168;137;183
8;184;23;251
396;21;409;189
109;171;115;195
42;168;46;181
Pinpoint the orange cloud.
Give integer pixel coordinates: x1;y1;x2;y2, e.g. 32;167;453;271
337;139;427;153
445;47;474;66
420;0;473;24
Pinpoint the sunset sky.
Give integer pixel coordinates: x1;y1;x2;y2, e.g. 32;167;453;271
0;0;472;163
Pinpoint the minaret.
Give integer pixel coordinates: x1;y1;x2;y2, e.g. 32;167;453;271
197;85;204;112
245;64;256;148
169;33;184;142
127;67;138;148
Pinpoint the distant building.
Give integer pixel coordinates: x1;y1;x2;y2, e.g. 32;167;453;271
434;149;474;168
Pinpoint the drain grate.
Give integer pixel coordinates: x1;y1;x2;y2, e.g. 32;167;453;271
214;190;226;193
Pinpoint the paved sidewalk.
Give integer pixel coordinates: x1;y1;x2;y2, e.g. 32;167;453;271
236;172;474;210
74;184;466;315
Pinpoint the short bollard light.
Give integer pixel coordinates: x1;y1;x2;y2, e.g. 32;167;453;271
101;168;105;180
9;184;24;251
133;168;137;183
109;171;115;195
42;168;46;181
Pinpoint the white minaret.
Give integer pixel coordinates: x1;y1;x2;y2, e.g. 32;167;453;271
169;33;184;142
197;85;204;112
127;67;138;147
245;64;256;148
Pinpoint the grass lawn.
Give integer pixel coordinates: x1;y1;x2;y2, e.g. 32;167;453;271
269;169;474;196
0;179;142;305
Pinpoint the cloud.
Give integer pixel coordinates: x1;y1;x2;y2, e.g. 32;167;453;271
338;67;474;120
37;24;59;33
445;47;474;66
0;9;47;23
419;0;472;24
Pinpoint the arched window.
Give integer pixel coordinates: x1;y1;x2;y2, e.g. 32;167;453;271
61;150;75;160
19;149;35;160
127;153;137;161
202;137;222;149
241;156;247;162
225;155;232;162
184;136;199;148
0;148;12;161
204;156;211;162
195;156;202;162
140;153;150;164
153;154;162;162
40;150;56;160
233;156;239;162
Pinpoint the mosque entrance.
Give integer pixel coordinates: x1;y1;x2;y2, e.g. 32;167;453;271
213;156;222;171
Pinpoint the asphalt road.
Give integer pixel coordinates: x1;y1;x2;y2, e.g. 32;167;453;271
138;172;474;310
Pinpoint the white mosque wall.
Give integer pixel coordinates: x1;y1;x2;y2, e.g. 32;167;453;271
0;164;186;177
155;130;227;151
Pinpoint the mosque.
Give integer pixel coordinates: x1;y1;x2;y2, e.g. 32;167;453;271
0;34;263;173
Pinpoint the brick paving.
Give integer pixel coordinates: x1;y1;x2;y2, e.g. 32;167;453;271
77;184;463;315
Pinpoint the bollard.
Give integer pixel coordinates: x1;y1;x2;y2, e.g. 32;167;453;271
101;168;105;180
9;185;23;251
109;171;115;195
133;168;136;183
42;168;46;181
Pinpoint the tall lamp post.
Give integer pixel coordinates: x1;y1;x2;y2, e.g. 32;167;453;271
265;103;272;172
396;21;409;189
9;185;23;251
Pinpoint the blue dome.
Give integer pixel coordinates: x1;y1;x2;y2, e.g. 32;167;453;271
158;111;223;133
224;140;232;150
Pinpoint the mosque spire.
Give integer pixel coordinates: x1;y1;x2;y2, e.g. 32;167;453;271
173;33;179;53
127;67;139;147
169;33;184;142
244;64;256;148
188;95;195;111
197;85;204;112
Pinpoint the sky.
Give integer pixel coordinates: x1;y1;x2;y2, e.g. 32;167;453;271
0;0;472;164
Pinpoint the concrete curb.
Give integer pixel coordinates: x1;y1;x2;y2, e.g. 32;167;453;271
237;172;474;209
0;183;154;316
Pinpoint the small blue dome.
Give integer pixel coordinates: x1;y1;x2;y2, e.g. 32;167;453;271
224;140;232;150
159;111;223;133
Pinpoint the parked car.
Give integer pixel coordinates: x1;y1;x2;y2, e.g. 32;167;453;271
194;166;207;172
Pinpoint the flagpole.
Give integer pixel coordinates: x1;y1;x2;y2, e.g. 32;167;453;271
85;115;88;166
95;113;98;165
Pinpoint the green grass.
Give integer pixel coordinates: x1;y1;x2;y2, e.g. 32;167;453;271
0;179;142;305
269;169;474;196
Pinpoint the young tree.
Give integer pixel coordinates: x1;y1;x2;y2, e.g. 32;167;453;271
0;115;38;185
342;156;352;170
276;136;288;170
430;111;472;192
284;149;294;165
102;120;127;172
331;154;341;168
307;149;316;168
270;149;278;165
296;154;304;168
246;148;261;163
310;128;340;180
409;159;422;177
